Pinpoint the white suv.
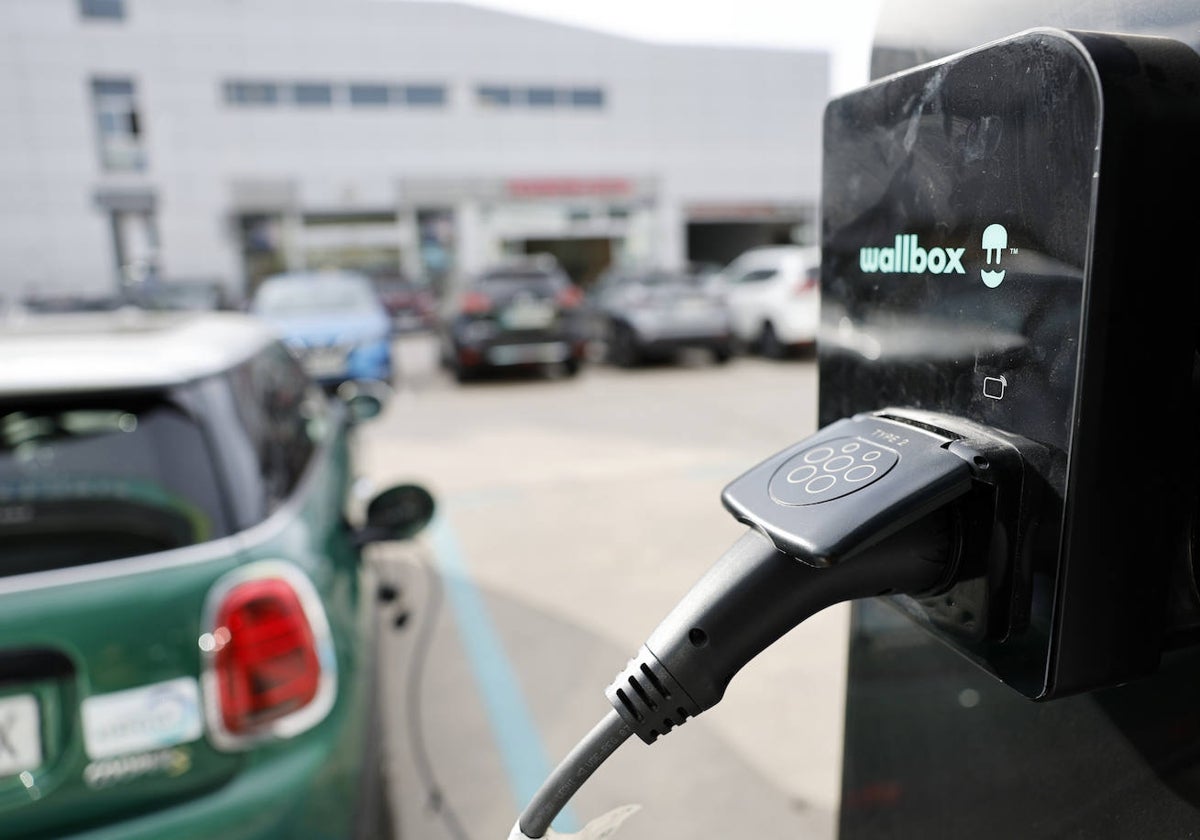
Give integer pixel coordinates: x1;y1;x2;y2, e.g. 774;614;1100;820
715;245;821;357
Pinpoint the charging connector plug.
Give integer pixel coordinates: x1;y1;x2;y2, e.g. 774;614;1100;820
609;515;956;745
512;413;989;838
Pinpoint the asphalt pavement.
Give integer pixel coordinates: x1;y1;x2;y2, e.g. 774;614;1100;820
357;334;847;840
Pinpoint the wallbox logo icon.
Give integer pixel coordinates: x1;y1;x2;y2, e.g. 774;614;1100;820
981;223;1008;288
858;225;1012;287
859;235;966;275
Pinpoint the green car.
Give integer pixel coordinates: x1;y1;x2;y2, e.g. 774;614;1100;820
0;311;433;839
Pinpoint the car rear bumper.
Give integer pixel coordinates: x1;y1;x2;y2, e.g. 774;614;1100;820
63;622;378;840
485;341;573;366
453;330;588;369
66;741;356;840
634;333;732;354
770;300;820;346
306;342;393;385
389;310;435;333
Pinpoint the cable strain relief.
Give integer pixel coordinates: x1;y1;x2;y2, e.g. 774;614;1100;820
604;645;703;745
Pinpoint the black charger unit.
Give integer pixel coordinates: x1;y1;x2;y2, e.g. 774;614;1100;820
511;28;1200;838
820;27;1200;698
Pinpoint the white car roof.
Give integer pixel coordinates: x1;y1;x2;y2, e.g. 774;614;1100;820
257;269;372;287
0;310;279;397
735;245;820;262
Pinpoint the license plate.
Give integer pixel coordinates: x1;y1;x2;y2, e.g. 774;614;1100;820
676;298;715;316
488;342;569;365
82;677;204;760
303;348;348;378
0;694;42;777
500;303;555;330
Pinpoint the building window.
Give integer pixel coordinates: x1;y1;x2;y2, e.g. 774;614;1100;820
91;78;145;171
79;0;124;20
224;81;279;106
477;85;513;107
570;88;605;108
476;85;606;111
527;87;558;108
293;83;333;106
223;79;452;111
401;85;447;107
349;84;390;107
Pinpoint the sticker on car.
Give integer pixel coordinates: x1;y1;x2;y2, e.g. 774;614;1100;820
81;677;204;760
0;694;42;778
83;746;193;789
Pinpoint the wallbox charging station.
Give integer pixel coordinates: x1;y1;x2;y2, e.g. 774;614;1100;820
821;28;1200;699
510;28;1200;837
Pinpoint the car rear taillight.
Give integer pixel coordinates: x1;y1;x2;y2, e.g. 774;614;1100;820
555;285;584;309
794;267;820;295
461;291;493;315
214;578;319;732
201;562;336;749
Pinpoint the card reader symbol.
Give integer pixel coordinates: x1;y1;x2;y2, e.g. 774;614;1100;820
983;375;1007;400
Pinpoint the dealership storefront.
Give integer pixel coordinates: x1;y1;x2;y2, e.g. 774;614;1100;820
0;0;828;305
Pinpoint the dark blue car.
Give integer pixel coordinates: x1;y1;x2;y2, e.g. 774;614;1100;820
250;271;393;386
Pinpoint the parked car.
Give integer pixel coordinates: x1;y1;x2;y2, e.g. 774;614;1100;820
0;310;434;839
372;276;438;334
441;256;589;382
20;293;126;314
250;270;393;387
713;245;821;357
589;267;733;367
128;280;236;312
21;283;237;316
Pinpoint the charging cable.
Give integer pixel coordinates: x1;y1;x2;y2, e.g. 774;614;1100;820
507;412;1010;837
510;507;959;839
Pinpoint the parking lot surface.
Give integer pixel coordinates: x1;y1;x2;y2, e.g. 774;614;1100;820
359;334;846;840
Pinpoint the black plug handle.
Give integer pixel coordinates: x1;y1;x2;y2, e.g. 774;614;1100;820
609;513;957;743
721;414;974;566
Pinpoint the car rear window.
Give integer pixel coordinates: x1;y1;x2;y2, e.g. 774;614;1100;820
477;270;562;294
226;343;326;513
253;276;380;315
0;396;230;576
628;271;702;287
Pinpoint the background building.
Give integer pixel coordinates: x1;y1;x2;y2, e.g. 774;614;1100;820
0;0;829;303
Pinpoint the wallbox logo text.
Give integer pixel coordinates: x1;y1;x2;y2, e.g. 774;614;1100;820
859;235;965;275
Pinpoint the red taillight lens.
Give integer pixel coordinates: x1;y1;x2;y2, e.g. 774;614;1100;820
213;578;320;734
555;285;584;309
794;268;820;296
460;290;493;315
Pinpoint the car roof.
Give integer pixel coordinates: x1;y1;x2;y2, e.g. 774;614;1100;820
0;310;279;397
735;245;820;260
603;268;695;282
476;253;565;279
723;245;821;275
257;269;372;288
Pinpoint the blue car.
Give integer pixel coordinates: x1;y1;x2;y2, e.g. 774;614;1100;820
250;271;393;386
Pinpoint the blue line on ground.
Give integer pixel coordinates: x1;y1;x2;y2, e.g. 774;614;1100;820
429;513;579;833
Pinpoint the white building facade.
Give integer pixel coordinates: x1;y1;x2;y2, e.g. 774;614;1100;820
0;0;829;301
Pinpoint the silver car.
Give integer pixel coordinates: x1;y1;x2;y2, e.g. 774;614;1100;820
590;268;734;367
